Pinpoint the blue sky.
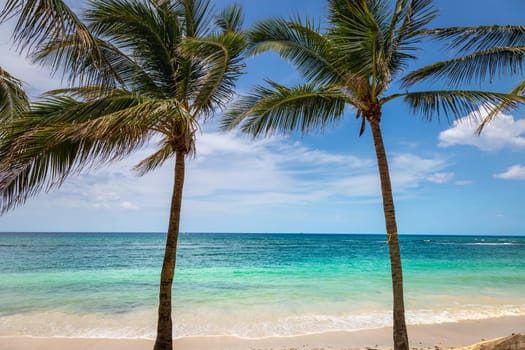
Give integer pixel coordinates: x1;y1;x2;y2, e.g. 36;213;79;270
0;0;524;234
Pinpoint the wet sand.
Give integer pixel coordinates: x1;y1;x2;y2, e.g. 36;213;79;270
0;315;523;350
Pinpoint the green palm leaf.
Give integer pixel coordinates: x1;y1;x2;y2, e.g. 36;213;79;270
86;0;179;92
182;0;213;37
425;25;525;52
0;96;130;213
400;90;525;122
216;4;244;33
1;0;119;86
0;67;29;122
184;31;246;116
387;0;437;73
476;79;525;133
1;0;88;51
223;81;347;136
403;46;525;87
134;140;177;176
329;0;387;78
0;90;193;213
249;17;343;85
413;24;525;130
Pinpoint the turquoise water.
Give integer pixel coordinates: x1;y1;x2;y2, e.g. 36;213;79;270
0;232;524;338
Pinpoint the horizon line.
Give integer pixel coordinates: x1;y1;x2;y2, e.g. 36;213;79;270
0;231;524;237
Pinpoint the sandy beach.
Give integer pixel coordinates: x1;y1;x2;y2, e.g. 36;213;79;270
1;315;523;350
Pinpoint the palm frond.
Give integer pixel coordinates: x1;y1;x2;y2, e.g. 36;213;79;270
27;90;143;125
0;67;29;122
0;0;87;51
249;17;342;85
181;0;213;38
34;35;160;93
387;0;437;74
0;95;139;213
64;98;189;145
385;0;410;44
215;4;243;33
394;0;437;41
222;81;347;136
403;46;525;87
86;0;178;92
44;86;129;100
401;90;525;122
476;79;525;134
0;128;98;213
0;91;191;213
134;140;174;176
425;25;525;52
184;30;246;117
0;0;116;86
328;0;390;31
328;0;385;79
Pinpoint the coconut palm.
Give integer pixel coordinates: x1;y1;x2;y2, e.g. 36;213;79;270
404;25;525;132
221;1;524;349
0;1;245;349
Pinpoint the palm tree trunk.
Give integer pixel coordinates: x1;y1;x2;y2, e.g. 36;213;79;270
368;117;409;350
153;150;185;350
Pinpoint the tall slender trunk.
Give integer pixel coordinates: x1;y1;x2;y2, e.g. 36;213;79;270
368;117;409;350
153;150;185;350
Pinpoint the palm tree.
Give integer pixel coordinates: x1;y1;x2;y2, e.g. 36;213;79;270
221;1;524;349
404;25;525;132
0;1;245;350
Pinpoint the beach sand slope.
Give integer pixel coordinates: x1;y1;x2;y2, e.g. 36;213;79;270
0;316;523;350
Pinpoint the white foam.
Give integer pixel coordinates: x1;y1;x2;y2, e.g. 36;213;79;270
1;304;525;339
438;242;516;246
465;243;515;246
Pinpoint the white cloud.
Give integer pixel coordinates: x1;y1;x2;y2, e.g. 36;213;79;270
183;133;452;211
1;132;454;229
427;172;455;184
390;154;451;188
439;108;525;151
494;165;525;180
454;180;473;186
185;132;374;207
121;201;139;210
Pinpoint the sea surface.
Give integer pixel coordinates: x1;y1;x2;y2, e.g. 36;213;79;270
0;232;524;339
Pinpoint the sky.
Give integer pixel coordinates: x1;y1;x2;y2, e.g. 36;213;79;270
0;0;524;235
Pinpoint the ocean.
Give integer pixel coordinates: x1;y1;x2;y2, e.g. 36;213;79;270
0;232;523;339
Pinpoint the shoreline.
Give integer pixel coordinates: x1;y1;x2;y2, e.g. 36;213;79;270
1;315;523;350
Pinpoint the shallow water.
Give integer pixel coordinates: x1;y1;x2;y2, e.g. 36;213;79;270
0;232;523;338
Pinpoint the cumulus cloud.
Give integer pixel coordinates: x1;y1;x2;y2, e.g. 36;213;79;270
439;108;525;151
494;165;525;180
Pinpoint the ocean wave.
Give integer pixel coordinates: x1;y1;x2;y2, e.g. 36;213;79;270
1;305;525;339
437;242;517;246
465;242;515;246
